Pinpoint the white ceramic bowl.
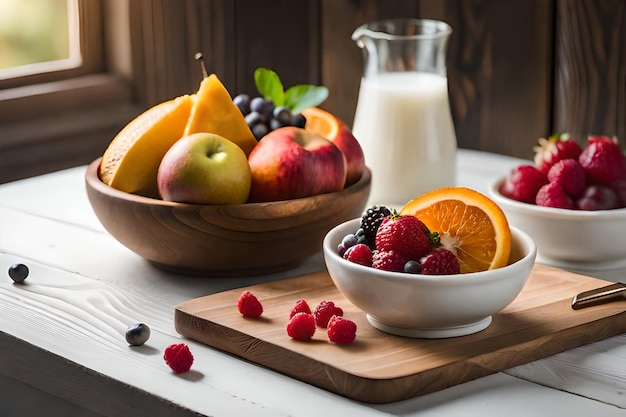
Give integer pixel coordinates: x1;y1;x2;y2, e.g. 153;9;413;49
323;218;537;338
489;177;626;267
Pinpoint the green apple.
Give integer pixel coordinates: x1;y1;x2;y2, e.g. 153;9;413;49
157;133;251;204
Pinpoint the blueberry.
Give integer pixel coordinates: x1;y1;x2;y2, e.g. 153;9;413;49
8;263;29;283
125;323;151;346
404;260;422;274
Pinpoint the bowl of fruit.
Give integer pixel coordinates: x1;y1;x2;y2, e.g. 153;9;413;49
489;134;626;267
323;187;537;338
86;69;370;276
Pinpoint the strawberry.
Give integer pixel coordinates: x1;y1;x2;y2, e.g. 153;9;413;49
375;213;432;260
578;135;626;186
535;181;573;209
533;133;583;174
547;158;586;196
499;165;549;203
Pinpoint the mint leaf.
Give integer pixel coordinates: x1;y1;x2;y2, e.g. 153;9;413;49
254;68;285;106
254;67;328;113
285;85;329;114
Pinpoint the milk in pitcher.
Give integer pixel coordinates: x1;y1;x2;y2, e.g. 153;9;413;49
353;72;457;208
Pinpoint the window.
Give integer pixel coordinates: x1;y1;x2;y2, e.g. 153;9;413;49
0;0;81;79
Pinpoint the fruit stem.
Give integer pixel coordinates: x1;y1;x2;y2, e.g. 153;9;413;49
194;52;208;79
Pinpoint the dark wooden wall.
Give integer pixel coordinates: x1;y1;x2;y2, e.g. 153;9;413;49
3;0;624;183
152;0;623;161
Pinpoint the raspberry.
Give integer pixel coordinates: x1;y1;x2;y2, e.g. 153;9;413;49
534;133;583;174
314;300;343;328
286;312;316;340
535;182;573;209
237;290;263;318
375;214;431;260
547;158;586;196
420;248;460;275
327;316;357;344
499;165;549;204
289;299;311;319
575;185;620;210
343;243;373;266
163;343;194;374
360;205;391;248
579;135;626;186
372;250;407;272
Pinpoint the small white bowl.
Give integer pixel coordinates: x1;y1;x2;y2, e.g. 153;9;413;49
323;218;537;338
489;177;626;266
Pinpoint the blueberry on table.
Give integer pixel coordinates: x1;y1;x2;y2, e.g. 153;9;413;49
8;263;29;283
125;323;151;346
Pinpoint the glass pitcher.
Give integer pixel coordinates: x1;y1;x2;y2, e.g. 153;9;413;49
352;18;457;209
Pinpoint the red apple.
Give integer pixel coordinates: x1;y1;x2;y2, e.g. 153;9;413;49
157;133;251;204
302;107;365;186
247;127;347;202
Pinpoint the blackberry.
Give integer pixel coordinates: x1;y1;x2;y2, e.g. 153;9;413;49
360;205;391;248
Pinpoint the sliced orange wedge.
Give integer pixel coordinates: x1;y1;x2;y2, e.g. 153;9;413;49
301;107;340;139
399;187;512;273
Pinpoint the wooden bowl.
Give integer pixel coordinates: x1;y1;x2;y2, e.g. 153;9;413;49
85;158;371;277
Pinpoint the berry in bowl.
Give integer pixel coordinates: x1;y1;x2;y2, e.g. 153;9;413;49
323;188;537;338
489;134;626;267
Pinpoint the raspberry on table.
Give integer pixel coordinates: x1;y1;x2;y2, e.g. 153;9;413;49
237;290;263;318
286;312;316;340
163;343;194;374
372;250;407;272
289;299;311;319
375;214;431;260
343;243;373;266
314;300;343;328
420;248;460;275
360;205;391;248
499;165;549;204
535;181;574;209
327;316;357;344
547;158;586;196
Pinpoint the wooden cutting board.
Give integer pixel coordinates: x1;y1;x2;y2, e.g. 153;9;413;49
174;264;626;404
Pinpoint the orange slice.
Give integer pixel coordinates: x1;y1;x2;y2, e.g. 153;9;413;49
99;94;194;198
301;107;340;139
399;187;512;273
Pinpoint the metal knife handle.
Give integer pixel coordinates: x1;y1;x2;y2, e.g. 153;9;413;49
571;283;626;310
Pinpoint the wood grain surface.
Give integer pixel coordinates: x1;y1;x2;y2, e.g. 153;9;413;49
175;264;626;404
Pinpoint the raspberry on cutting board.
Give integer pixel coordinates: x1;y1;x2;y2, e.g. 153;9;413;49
327;316;357;344
313;300;343;328
237;290;263;318
289;299;311;319
286;312;316;341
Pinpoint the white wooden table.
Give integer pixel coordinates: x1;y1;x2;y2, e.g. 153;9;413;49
1;149;624;417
